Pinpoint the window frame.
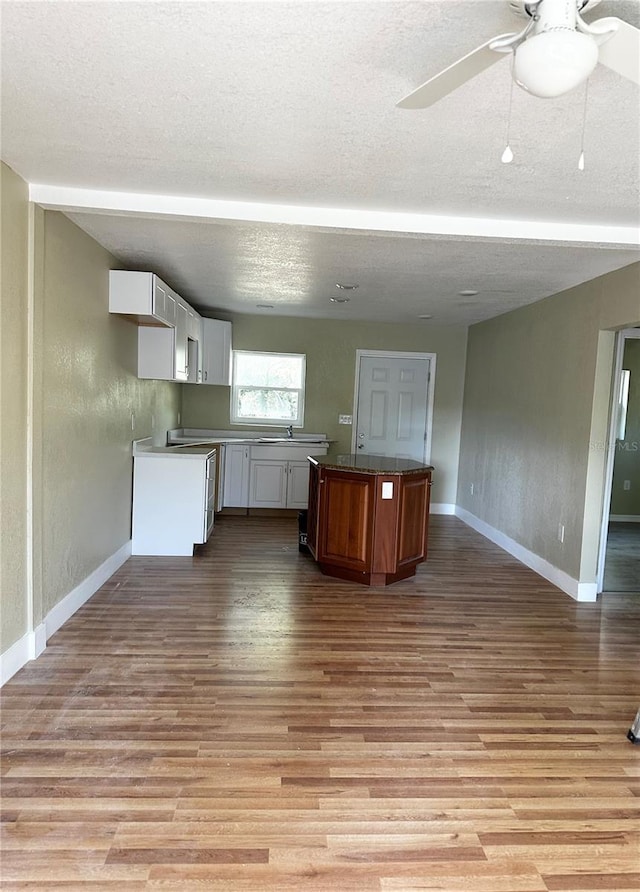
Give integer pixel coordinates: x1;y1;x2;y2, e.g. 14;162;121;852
230;350;306;428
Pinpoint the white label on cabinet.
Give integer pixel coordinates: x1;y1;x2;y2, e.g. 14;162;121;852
381;481;393;500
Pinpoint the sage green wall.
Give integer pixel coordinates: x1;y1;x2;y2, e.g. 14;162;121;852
457;262;640;583
610;338;640;517
182;315;468;505
0;163;29;651
0;167;183;659
37;211;182;617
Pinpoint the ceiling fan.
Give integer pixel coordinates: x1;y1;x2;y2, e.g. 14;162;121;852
397;0;640;108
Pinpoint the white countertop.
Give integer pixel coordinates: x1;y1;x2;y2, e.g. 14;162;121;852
134;430;331;460
167;428;330;447
133;438;216;459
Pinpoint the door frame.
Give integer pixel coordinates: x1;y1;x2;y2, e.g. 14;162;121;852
351;350;436;463
596;328;640;593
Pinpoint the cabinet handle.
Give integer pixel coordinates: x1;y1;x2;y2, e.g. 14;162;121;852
204;371;208;381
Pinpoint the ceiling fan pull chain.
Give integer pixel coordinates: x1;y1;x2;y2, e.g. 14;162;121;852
578;78;589;171
501;64;516;164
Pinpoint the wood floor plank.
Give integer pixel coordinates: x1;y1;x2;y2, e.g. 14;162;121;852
1;515;639;890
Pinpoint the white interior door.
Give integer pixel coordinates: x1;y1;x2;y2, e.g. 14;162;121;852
353;352;433;460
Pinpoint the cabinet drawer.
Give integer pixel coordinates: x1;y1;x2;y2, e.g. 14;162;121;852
250;445;324;461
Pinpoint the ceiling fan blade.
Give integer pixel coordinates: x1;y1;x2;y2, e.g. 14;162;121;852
397;36;510;109
594;17;640;85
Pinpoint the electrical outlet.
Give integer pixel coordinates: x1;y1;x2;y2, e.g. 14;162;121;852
624;479;631;491
558;523;565;544
339;414;352;425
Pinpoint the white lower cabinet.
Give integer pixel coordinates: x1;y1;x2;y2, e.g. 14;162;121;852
288;461;312;508
132;450;216;555
249;460;310;509
222;442;329;509
249;460;287;508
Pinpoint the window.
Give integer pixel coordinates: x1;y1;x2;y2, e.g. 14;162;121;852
231;351;306;427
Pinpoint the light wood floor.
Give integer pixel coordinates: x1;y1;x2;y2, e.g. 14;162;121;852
603;522;640;593
2;515;639;891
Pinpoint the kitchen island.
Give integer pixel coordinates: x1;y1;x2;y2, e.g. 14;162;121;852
307;453;433;586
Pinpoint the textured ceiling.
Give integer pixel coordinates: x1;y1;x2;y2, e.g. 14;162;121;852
2;0;639;324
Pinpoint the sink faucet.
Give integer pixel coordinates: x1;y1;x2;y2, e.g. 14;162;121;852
286;425;293;439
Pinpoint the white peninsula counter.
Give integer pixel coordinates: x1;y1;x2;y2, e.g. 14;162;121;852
132;438;216;556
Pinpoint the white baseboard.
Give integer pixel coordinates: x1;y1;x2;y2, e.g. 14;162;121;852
44;541;132;639
609;514;640;523
0;627;43;687
0;540;131;686
455;507;598;603
431;502;456;515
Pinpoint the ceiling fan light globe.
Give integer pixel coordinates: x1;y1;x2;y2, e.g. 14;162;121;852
513;30;599;98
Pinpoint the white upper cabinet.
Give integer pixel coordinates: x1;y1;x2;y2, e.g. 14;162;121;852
110;270;230;385
187;307;203;384
174;299;189;382
187;305;202;340
201;319;232;386
109;270;175;327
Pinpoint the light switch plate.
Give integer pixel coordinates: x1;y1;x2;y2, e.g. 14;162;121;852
339;414;352;425
381;481;393;500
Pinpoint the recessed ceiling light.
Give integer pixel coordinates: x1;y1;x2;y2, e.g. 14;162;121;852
335;283;359;290
330;296;350;303
458;289;479;296
256;303;274;309
418;314;433;319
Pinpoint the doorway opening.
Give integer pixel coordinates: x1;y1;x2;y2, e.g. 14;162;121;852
598;329;640;594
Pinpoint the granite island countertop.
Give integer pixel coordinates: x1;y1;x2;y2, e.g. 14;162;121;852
309;453;433;475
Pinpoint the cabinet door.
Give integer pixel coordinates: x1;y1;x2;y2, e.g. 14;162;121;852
249;460;287;508
165;291;177;325
317;469;375;572
153;280;167;321
286;461;310;509
202;319;232;385
397;474;431;566
223;445;250;507
137;326;176;380
174;300;189;381
187;311;203;384
187;307;201;340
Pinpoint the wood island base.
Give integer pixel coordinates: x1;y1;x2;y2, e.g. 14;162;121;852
307;454;433;587
317;562;419;587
